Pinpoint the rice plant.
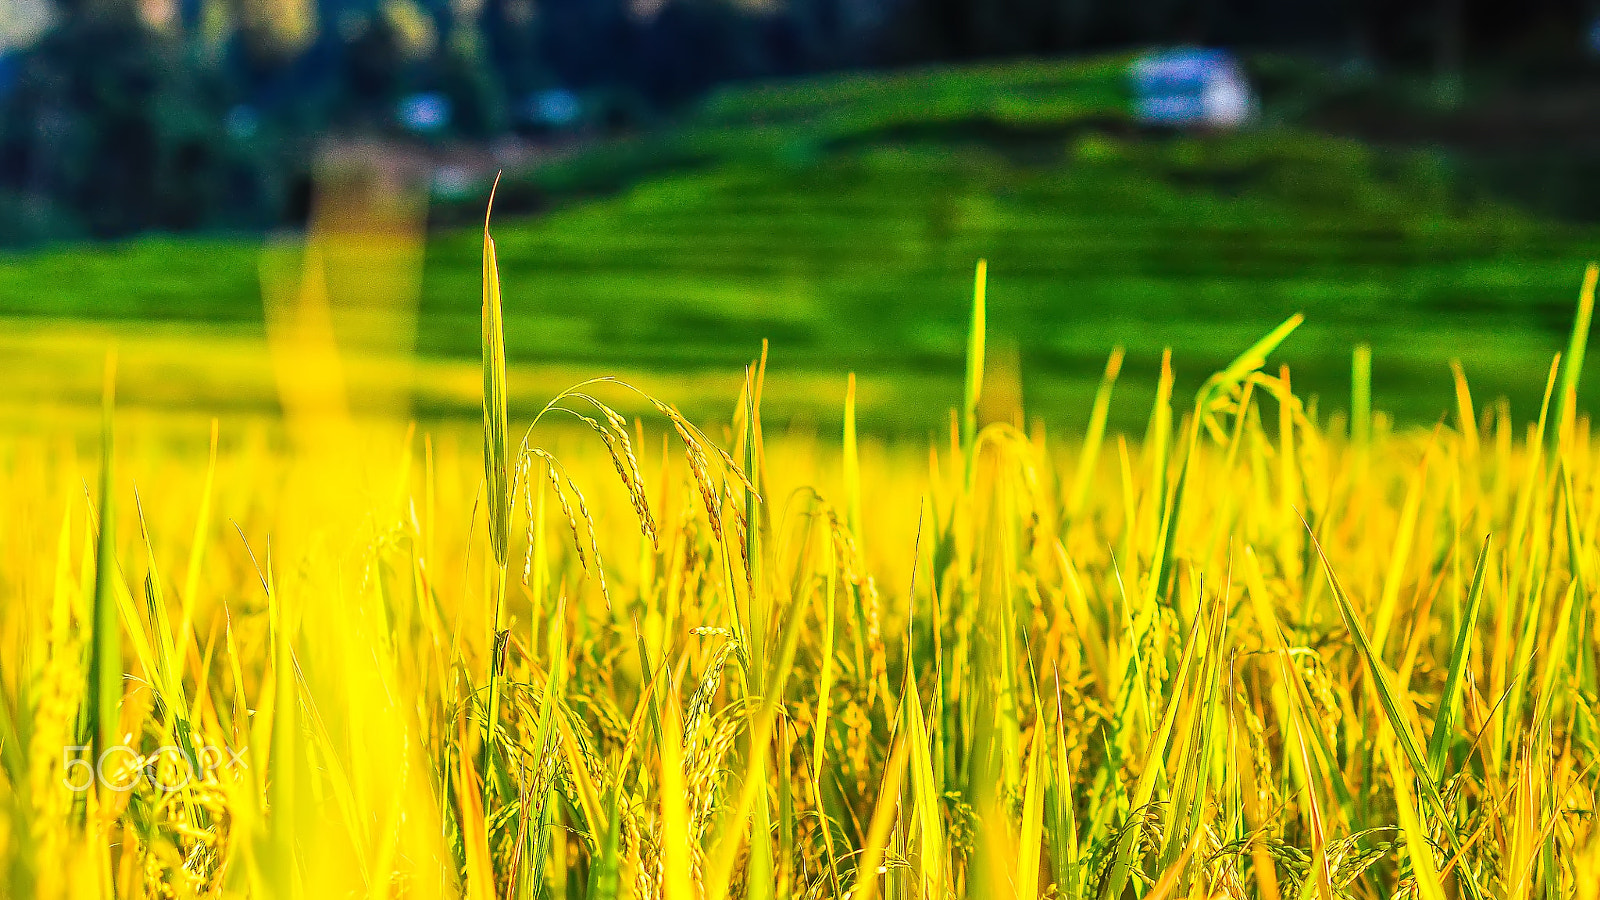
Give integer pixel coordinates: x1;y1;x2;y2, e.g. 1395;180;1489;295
0;216;1597;899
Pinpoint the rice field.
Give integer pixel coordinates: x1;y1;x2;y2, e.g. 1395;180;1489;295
2;212;1599;899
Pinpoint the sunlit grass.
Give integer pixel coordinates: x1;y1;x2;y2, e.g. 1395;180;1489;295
2;227;1599;897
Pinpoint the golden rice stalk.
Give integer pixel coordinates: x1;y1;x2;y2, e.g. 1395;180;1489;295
482;176;511;569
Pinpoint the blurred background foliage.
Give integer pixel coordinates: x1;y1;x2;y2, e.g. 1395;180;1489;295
7;0;1600;429
4;0;1600;243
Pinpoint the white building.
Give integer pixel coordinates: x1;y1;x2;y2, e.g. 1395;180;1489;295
1130;48;1255;129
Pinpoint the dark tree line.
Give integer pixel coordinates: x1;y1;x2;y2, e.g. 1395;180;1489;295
0;2;271;240
884;0;1595;72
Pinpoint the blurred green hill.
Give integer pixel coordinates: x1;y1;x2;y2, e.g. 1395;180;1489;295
3;56;1597;430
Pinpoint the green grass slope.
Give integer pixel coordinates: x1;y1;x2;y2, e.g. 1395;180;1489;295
2;56;1596;428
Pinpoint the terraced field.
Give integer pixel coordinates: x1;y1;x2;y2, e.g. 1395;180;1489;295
2;57;1595;427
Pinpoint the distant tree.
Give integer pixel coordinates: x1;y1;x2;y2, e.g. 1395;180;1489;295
46;0;135;17
0;1;274;239
436;25;506;137
780;0;893;69
481;0;549;103
538;0;632;89
879;0;1201;61
873;0;1591;70
341;10;407;118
